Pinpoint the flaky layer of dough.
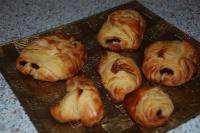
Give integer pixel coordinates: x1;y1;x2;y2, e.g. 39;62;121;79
97;9;145;51
142;40;199;86
50;75;104;127
98;51;142;103
124;86;174;127
16;35;87;81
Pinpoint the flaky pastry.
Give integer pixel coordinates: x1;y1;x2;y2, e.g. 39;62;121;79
97;9;145;51
50;75;104;127
142;40;198;86
124;86;174;127
98;51;142;103
16;35;87;81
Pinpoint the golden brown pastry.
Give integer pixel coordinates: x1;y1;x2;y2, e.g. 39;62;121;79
16;35;87;82
98;51;142;103
97;9;145;51
124;86;174;127
142;40;199;86
50;75;104;127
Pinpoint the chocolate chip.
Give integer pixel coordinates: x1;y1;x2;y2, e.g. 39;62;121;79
106;38;121;44
31;63;40;69
72;41;78;47
77;88;83;96
19;61;27;66
157;48;167;58
160;68;174;75
156;110;162;117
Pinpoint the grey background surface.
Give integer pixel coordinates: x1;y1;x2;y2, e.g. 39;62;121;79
0;0;200;133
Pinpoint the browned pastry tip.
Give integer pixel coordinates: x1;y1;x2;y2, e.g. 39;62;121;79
97;9;145;51
50;75;104;127
142;40;199;86
124;86;174;127
50;103;75;123
98;51;142;103
16;34;87;81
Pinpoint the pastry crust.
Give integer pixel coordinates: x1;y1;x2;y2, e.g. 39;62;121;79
142;40;199;86
124;86;174;127
97;9;145;51
50;75;104;127
16;35;87;81
98;51;142;103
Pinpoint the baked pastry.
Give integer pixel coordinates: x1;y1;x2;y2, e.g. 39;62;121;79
97;9;145;51
142;40;199;86
50;75;104;127
16;35;87;82
124;86;174;127
98;51;142;103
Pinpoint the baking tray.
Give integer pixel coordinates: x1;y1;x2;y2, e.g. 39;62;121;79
0;1;200;133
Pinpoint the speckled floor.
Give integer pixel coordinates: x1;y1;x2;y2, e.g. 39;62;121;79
0;0;200;133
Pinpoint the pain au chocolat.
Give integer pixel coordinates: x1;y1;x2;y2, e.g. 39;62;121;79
124;86;174;127
16;35;87;82
97;9;145;51
50;75;104;127
142;40;199;86
98;51;142;103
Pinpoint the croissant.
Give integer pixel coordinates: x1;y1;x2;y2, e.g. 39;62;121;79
98;51;142;103
16;35;87;81
97;9;145;51
50;75;104;127
124;86;174;127
142;40;199;86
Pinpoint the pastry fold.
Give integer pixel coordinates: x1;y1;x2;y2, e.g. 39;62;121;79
98;51;142;103
124;86;174;127
50;75;104;127
142;40;199;86
97;9;145;51
16;35;87;81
